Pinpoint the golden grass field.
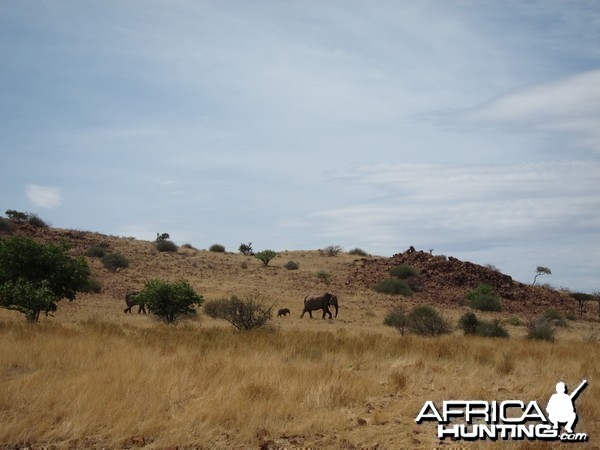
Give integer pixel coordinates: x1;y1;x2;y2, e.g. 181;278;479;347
1;229;599;449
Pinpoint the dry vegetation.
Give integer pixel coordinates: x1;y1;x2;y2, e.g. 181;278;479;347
1;224;599;449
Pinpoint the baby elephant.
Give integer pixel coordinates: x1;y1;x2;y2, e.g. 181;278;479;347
277;308;291;318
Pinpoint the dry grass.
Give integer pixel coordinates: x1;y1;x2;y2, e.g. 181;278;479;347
1;319;598;449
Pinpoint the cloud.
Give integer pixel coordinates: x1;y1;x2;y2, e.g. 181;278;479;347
462;70;600;153
24;184;62;209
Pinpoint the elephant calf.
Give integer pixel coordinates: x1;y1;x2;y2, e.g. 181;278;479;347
301;293;338;319
277;308;291;317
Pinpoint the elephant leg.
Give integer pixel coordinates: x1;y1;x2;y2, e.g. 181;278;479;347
309;311;313;319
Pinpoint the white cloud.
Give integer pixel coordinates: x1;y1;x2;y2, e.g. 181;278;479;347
24;184;62;209
463;70;600;153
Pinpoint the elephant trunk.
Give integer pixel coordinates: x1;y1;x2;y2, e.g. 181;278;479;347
332;296;339;318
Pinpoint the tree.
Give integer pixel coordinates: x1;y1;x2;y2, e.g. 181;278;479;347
532;266;552;285
255;250;277;266
204;296;272;330
137;280;203;323
0;237;90;321
239;242;254;255
571;292;593;318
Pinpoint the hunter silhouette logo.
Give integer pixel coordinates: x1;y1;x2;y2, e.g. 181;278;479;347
416;379;589;442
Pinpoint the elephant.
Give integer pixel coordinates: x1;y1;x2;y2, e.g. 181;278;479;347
277;308;291;317
124;290;146;314
301;293;338;319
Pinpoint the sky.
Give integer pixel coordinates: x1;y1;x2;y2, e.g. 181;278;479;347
1;1;599;292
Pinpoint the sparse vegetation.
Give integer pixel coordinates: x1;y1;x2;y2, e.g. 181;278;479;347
323;244;343;257
406;305;451;336
466;284;502;312
348;247;368;257
209;244;226;253
527;317;556;341
541;310;567;327
254;249;277;266
316;270;331;285
458;312;508;338
374;278;414;296
0;217;16;234
203;296;272;330
101;252;129;272
137;279;203;324
27;213;49;228
85;245;106;258
284;260;299;270
383;307;408;335
80;277;102;293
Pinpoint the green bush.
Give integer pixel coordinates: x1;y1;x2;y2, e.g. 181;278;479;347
255;250;277;266
204;296;272;330
389;264;418;279
137;279;203;324
101;253;129;272
316;271;331;285
156;240;178;252
458;312;479;334
284;260;299;270
348;248;368;257
542;310;567;327
374;278;414;296
383;307;408;335
407;306;451;336
475;320;509;338
239;242;253;255
209;244;226;253
527;318;556;341
80;277;102;293
85;245;106;258
466;284;502;312
5;209;28;222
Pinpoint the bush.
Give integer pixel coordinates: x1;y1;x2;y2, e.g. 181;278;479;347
348;248;368;257
182;243;196;250
542;310;567;327
5;209;28;222
374;278;414;296
27;214;49;228
323;245;343;257
383;307;408;335
458;312;479;334
527;317;556;341
85;245;106;258
137;279;203;324
284;260;299;270
204;296;272;330
209;244;226;253
239;242;254;255
406;306;451;336
466;284;502;312
460;312;509;338
0;237;90;321
255;250;277;266
0;218;16;234
101;253;129;272
316;271;331;285
156;240;178;253
389;264;418;279
80;277;102;293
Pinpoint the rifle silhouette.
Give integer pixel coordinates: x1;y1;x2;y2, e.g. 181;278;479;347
569;379;588;401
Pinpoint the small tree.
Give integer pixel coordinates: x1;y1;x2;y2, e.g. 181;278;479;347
255;250;277;266
204;296;272;330
239;242;254;255
323;245;343;257
383;307;408;335
0;237;90;321
5;209;28;222
532;266;552;285
137;280;203;324
571;292;593;318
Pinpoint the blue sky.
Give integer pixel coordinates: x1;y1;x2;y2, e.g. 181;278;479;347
1;1;599;292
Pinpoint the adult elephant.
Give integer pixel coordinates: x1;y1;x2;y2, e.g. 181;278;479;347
301;293;338;319
124;290;146;314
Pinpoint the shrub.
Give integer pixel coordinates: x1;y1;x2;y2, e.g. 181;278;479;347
204;296;272;330
255;250;277;266
458;312;479;334
101;253;129;272
466;284;502;312
323;245;343;257
389;264;418;279
27;214;49;228
527;318;556;341
182;243;196;250
374;278;414;296
0;218;16;234
156;240;178;253
316;271;331;285
0;237;90;321
239;242;254;255
137;280;203;324
284;260;299;270
383;307;408;335
541;310;567;327
209;244;226;253
348;248;368;257
475;320;509;338
406;306;451;336
80;277;102;293
85;245;106;258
